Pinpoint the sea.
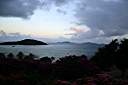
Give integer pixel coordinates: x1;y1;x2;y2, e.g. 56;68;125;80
0;44;102;59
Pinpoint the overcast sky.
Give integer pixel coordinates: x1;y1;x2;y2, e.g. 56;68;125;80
0;0;128;43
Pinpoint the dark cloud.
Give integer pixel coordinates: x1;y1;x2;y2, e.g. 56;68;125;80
0;0;70;18
0;0;43;18
52;0;70;7
71;0;128;43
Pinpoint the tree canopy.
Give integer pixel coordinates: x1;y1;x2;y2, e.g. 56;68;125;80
91;39;128;71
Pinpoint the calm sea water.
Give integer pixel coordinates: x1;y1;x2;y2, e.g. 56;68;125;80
0;44;100;59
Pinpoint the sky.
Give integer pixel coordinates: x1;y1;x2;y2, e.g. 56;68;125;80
0;0;128;43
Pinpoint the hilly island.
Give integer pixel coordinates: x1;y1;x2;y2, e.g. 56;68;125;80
0;39;48;45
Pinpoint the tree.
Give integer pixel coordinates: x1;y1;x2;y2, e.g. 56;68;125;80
7;53;15;59
53;55;96;80
116;39;128;71
40;57;52;63
0;53;6;61
16;52;24;60
91;39;119;69
51;56;55;62
91;38;128;73
24;53;36;60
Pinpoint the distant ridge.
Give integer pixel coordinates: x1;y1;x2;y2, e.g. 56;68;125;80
0;39;48;45
81;42;105;46
49;41;77;45
49;41;105;46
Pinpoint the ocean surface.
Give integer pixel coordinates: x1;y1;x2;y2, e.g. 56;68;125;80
0;44;102;59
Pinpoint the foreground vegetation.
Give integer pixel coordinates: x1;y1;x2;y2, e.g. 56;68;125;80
0;39;128;85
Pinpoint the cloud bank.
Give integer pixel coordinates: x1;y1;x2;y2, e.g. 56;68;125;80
70;0;128;43
0;0;128;43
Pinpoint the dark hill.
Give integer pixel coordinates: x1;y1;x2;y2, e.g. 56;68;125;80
0;39;48;45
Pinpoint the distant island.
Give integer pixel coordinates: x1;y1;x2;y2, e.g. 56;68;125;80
0;39;48;45
49;41;76;45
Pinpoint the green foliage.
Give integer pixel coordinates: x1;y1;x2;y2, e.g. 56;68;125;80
7;53;15;59
91;38;128;71
16;52;24;60
40;56;53;63
24;53;36;60
0;53;6;60
116;39;128;70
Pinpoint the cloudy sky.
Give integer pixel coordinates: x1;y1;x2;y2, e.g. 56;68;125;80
0;0;128;43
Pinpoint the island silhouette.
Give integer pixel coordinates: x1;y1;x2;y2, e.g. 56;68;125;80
0;39;48;45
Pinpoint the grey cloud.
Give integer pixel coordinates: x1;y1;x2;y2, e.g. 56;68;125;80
57;9;67;15
70;30;120;44
52;0;70;7
71;29;100;40
0;30;31;42
0;0;43;18
72;0;128;42
0;0;70;18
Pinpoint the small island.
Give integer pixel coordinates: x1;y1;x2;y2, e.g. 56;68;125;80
0;39;48;45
